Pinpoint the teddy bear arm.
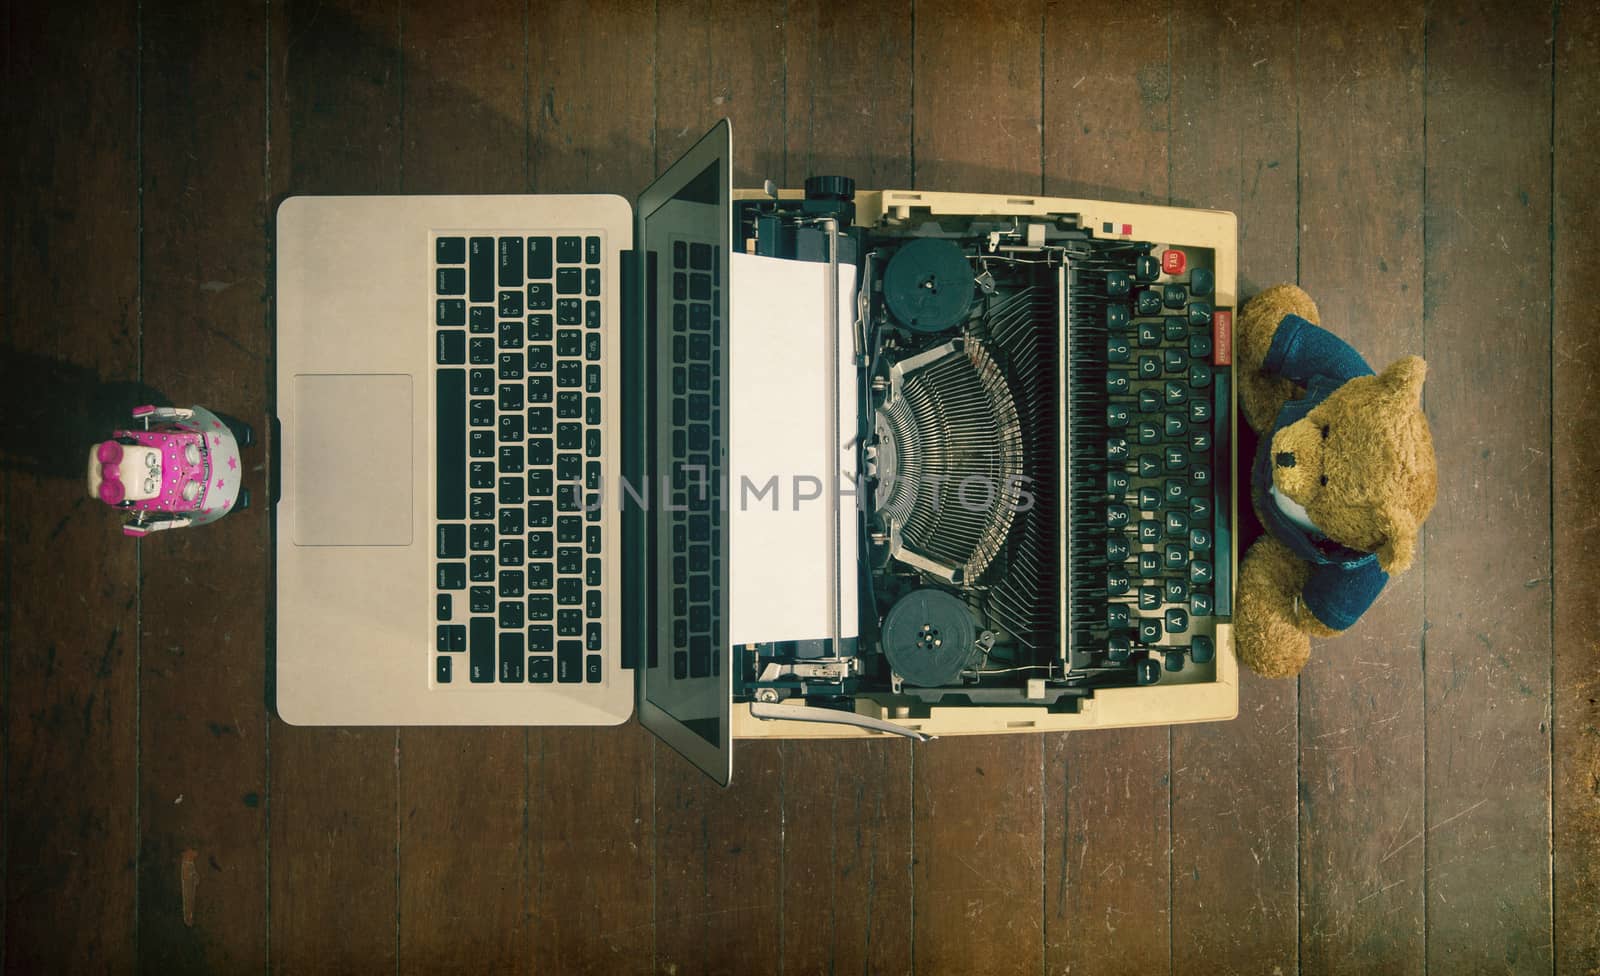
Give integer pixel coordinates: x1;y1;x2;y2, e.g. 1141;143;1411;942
1235;285;1320;430
1234;535;1315;678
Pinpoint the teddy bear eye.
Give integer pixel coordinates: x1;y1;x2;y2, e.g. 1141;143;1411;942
1320;425;1330;440
1319;475;1329;487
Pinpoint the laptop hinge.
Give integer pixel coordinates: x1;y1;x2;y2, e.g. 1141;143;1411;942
619;248;645;671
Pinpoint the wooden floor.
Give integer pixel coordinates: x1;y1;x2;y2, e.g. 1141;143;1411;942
2;0;1596;973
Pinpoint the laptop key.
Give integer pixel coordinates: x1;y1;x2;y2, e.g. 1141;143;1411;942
557;609;582;637
498;237;524;287
556;298;582;326
528;593;553;621
436;370;466;519
529;656;553;683
437;236;466;264
557;640;583;682
469;337;494;364
437;563;466;590
469;523;494;550
469;617;494;681
436;329;465;364
586;622;603;651
528;624;554;653
499;600;524;630
557;578;582;606
437;593;453;621
586;365;601;393
498;633;524;682
437;301;466;328
499;290;523;318
585;655;602;683
528;237;553;279
527;282;553;310
499;569;524;599
585;236;601;264
436;267;465;295
469;554;494;582
557;236;582;264
468;237;493;301
470;369;494;396
470;492;494;521
470;586;494;613
437;524;466;559
436;656;452;683
470;306;494;333
556;267;582;295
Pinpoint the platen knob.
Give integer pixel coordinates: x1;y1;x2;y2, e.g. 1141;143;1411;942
804;175;856;201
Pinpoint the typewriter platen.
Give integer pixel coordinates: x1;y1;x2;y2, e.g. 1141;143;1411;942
731;179;1238;739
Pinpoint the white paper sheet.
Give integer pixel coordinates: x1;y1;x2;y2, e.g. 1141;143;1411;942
727;252;860;647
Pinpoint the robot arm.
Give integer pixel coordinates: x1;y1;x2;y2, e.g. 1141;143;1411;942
122;512;193;537
131;405;195;423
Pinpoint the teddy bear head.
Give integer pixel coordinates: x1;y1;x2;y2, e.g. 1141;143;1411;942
1268;355;1437;573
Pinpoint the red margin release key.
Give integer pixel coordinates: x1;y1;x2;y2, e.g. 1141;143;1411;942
1212;309;1233;365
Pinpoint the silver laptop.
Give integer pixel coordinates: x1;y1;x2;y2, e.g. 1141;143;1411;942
274;122;735;784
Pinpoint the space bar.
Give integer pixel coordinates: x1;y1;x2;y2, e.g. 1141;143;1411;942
436;368;465;519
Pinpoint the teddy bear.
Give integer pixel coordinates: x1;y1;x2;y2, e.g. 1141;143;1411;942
1231;284;1437;678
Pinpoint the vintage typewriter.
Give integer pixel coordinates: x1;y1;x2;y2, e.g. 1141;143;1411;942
728;178;1239;740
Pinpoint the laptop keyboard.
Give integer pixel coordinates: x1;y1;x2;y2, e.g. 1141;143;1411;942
433;233;606;687
667;240;724;682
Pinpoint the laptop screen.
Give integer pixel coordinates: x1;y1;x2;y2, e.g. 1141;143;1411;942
635;121;733;785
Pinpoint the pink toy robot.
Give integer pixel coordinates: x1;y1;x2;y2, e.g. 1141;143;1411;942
86;405;249;537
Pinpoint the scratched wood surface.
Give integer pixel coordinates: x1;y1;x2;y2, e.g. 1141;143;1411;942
1552;2;1600;973
2;0;1595;973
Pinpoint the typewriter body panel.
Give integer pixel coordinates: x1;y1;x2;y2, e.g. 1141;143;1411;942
729;184;1239;740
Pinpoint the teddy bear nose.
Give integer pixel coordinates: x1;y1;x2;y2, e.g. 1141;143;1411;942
1275;451;1296;468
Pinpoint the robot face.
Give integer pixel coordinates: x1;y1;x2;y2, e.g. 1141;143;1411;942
89;442;164;504
119;447;164;501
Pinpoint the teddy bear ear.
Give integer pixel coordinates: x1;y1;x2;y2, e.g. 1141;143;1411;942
1381;355;1428;407
1375;503;1418;574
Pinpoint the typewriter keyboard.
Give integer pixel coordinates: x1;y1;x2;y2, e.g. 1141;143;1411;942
1069;243;1231;685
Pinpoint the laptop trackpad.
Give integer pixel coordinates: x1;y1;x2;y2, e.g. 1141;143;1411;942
292;373;413;546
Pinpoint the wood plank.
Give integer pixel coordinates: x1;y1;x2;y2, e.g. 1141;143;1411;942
1042;0;1168;205
1044;731;1169;976
911;9;1046;973
1553;3;1600;971
654;0;786;188
1040;2;1174;972
915;0;1043;196
1166;1;1301;972
522;4;658;974
134;1;271;970
265;1;405;972
653;746;784;976
782;0;914;189
394;1;531;972
1294;0;1428;970
774;5;916;974
0;2;141;971
650;6;788;973
778;741;913;976
1421;0;1554;969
